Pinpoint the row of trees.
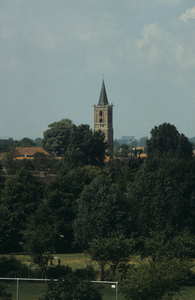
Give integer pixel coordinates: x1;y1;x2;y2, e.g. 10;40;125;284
0;122;195;299
0;137;42;152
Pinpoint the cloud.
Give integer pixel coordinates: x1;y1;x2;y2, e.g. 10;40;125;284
179;6;195;23
135;23;162;49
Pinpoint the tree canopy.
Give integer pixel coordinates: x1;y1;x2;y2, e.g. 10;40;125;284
73;175;130;249
65;124;108;168
42;118;73;154
146;123;192;158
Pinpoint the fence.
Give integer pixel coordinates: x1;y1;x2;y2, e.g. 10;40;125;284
0;277;119;300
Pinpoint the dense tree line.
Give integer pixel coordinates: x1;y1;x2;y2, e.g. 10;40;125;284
0;122;195;299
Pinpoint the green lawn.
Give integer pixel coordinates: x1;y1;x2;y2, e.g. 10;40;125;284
4;280;121;300
9;252;93;270
1;254;195;300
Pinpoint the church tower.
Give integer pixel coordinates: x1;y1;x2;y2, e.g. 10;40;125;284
94;81;113;151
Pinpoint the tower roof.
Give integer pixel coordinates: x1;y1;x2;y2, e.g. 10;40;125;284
98;80;109;105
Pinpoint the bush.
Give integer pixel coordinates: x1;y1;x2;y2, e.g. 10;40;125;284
0;256;28;278
121;258;191;300
40;274;102;300
46;265;72;279
0;282;12;300
73;265;97;280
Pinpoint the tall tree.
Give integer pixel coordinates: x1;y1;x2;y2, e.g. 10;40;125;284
126;157;195;249
46;166;110;251
1;168;45;249
65;124;108;168
73;175;130;249
146;123;192;158
42;119;73;154
88;233;132;280
24;202;58;278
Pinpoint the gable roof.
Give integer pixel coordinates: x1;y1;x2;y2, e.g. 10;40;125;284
98;80;109;106
16;147;49;157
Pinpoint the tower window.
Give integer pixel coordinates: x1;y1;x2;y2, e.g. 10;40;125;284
99;111;102;116
99;118;102;123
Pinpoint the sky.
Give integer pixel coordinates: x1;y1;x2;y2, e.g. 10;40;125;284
1;0;195;141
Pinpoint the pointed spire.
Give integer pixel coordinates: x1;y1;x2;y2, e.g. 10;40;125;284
98;80;109;106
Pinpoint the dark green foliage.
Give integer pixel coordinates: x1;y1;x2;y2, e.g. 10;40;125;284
2;149;20;175
113;140;120;151
20;138;36;147
0;256;28;278
42;118;73;154
117;143;129;157
24;202;58;278
1;168;45;250
40;275;102;300
46;265;72;279
121;258;191;300
47;264;96;280
0;282;12;300
73;265;97;281
107;157;143;184
126;158;195;242
73;175;130;249
0;206;12;253
46;166;107;251
143;230;195;262
65;124;108;168
88;233;132;280
146;122;192;158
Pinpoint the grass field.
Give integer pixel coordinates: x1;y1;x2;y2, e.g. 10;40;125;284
1;253;195;300
4;280;121;300
12;252;94;270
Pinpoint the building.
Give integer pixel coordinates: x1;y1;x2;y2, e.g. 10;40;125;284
15;147;49;157
94;81;114;151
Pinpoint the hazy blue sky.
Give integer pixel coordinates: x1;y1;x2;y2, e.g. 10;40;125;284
1;0;195;141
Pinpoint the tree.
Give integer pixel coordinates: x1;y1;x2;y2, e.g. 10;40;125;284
2;148;19;175
0;282;12;300
126;157;195;240
0;206;12;253
40;275;102;300
42;119;73;154
146;123;192;158
24;202;58;278
20;137;35;147
46;166;109;251
121;258;191;300
118;144;129;157
138;136;148;147
88;233;132;280
73;175;130;249
1;168;45;249
34;137;42;147
65;124;108;168
113;140;120;151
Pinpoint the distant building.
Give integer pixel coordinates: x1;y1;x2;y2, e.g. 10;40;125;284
15;147;48;157
116;136;135;145
94;81;114;151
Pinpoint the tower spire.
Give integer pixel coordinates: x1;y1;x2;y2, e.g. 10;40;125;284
98;80;109;105
94;80;113;151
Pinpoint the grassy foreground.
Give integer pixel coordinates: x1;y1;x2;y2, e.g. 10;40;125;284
1;253;120;300
14;252;93;270
1;253;195;299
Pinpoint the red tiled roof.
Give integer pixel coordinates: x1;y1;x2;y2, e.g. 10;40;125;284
16;147;49;157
